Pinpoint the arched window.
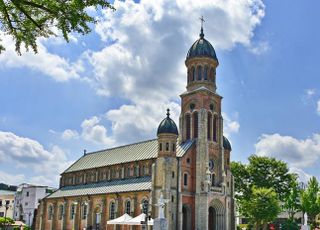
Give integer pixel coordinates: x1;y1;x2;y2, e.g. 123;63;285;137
109;202;115;219
213;115;217;142
185;114;191;140
58;204;64;220
183;173;188;186
70;204;76;220
126;167;131;177
141;165;145;176
142;200;149;214
187;69;191;83
48;205;53;220
204;65;208;80
210;67;215;82
211;173;215;186
193;112;198;138
207;112;212;140
192;66;196;81
166;142;169;151
172;143;175;152
125;200;131;214
159;143;162;151
135;165;139;177
82;204;88;219
197;66;202;80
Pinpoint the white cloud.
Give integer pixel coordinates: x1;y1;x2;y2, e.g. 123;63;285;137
62;129;79;140
317;99;320;115
77;0;259;145
106;101;180;145
223;112;240;138
0;131;72;187
88;0;265;101
80;116;115;145
248;41;269;55
306;89;316;98
289;167;312;184
0;170;25;185
0;34;82;82
255;133;320;168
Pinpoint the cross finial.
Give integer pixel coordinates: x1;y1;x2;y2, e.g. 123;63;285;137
199;16;205;38
166;108;170;117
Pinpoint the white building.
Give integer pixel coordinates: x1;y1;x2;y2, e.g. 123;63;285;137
13;183;54;227
0;190;15;219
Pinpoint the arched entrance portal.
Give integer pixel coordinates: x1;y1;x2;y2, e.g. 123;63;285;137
208;199;225;230
208;207;216;230
182;205;191;230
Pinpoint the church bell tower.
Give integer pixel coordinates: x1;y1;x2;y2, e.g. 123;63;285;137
179;19;226;230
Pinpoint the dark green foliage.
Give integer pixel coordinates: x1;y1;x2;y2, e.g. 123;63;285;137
281;220;299;230
0;0;115;54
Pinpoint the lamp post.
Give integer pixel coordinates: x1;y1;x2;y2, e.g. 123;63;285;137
140;201;151;230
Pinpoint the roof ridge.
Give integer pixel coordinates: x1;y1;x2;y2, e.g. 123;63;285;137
86;139;157;155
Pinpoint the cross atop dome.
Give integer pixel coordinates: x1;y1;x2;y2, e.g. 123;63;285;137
199;16;205;38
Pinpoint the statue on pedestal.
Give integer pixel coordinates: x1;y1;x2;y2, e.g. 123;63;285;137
153;193;169;230
155;193;169;219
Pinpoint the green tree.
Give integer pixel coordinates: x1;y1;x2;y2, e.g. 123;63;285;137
0;0;115;54
300;176;320;226
241;187;281;230
283;180;301;221
231;155;297;202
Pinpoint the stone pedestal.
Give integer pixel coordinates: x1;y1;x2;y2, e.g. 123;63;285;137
153;218;168;230
301;226;310;230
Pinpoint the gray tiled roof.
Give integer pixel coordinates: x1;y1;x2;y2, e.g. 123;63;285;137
64;139;194;173
47;177;151;199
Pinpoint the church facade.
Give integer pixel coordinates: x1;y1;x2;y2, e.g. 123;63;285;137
35;26;235;230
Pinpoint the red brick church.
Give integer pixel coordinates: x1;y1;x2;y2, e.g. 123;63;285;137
35;24;235;230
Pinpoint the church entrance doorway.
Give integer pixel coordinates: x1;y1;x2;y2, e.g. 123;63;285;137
182;205;191;230
208;206;216;230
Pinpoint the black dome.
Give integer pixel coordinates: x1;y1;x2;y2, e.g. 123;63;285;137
186;28;218;61
157;109;178;135
223;136;232;151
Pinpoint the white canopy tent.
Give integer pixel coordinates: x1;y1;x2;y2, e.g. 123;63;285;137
107;213;133;225
125;213;154;225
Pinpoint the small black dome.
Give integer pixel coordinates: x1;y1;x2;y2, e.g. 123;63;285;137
186;28;218;61
223;136;232;151
157;109;178;135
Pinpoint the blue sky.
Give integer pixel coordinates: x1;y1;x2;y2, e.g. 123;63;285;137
0;0;319;187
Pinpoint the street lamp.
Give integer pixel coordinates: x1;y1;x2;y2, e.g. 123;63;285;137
140;201;151;230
